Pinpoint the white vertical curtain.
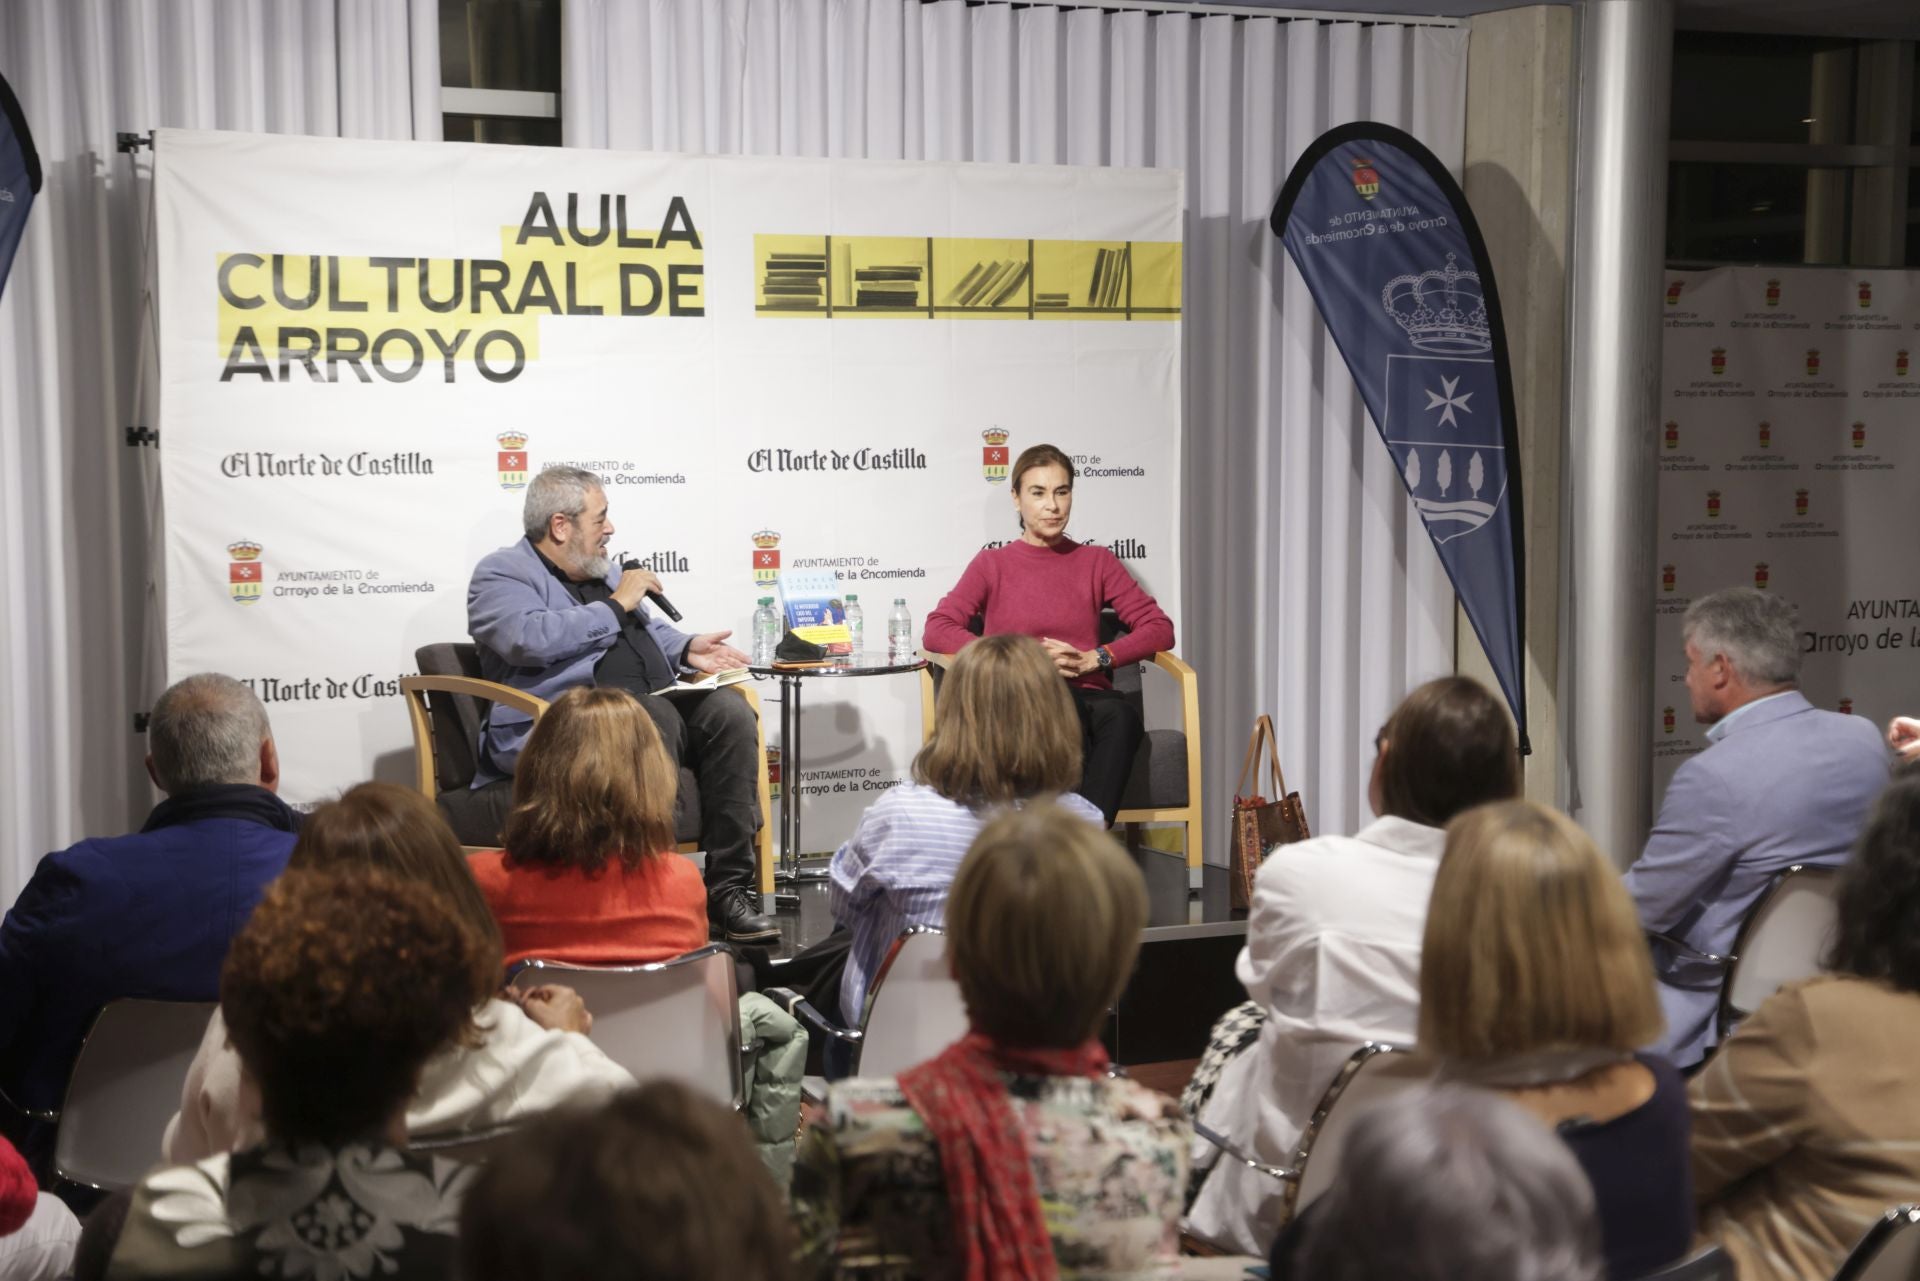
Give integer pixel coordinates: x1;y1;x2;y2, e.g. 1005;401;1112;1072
0;0;439;903
564;0;1467;850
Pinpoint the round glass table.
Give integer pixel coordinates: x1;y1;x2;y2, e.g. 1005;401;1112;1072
748;651;928;904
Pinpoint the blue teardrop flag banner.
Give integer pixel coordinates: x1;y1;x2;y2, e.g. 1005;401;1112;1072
1272;122;1528;753
0;71;41;304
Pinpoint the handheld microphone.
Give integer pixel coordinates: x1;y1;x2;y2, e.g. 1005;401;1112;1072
618;555;684;621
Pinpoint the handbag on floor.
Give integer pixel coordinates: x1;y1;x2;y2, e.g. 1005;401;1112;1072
1230;713;1310;910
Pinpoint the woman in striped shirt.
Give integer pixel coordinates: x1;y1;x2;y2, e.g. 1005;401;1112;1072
829;633;1106;1025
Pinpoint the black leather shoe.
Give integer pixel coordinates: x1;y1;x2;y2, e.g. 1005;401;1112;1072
711;890;780;944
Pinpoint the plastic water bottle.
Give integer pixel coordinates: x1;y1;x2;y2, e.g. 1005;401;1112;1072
752;597;779;666
888;598;913;664
844;594;865;655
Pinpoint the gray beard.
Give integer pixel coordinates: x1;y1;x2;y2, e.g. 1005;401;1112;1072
579;551;613;581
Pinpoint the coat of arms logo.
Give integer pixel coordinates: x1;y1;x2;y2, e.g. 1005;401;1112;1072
228;541;264;605
497;432;530;490
751;530;781;588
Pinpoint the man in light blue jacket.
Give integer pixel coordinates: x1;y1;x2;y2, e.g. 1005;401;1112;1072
1626;587;1887;1067
468;467;775;942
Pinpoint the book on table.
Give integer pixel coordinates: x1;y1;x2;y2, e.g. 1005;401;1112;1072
653;667;750;695
779;568;853;656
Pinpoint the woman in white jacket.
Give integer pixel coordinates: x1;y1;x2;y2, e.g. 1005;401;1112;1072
163;783;633;1162
1184;677;1520;1256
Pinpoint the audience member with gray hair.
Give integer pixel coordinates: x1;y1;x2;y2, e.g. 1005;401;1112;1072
1682;586;1802;689
1625;586;1888;1066
0;673;300;1140
145;672;277;793
1271;1084;1606;1281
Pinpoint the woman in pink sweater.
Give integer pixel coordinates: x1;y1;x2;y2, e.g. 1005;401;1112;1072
924;442;1174;824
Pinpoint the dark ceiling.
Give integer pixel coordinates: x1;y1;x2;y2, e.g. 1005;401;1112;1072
1159;0;1920;41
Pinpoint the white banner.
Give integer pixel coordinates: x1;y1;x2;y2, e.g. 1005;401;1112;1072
154;128;1184;849
1654;266;1918;798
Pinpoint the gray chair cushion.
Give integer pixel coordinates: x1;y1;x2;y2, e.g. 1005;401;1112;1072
1118;729;1189;810
414;643;488;791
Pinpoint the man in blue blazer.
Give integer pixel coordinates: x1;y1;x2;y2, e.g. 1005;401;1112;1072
468;466;775;942
0;674;298;1142
1625;587;1887;1067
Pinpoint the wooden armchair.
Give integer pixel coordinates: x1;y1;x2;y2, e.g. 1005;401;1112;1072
917;614;1203;866
401;643;774;893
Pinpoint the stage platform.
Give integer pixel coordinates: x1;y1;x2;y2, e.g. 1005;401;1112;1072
763;847;1250;1068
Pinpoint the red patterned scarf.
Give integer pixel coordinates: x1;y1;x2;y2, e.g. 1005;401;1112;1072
896;1029;1111;1281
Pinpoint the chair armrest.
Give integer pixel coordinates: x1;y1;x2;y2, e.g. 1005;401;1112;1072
1148;650;1196;682
1136;650;1204;864
766;986;864;1046
399;675;550;800
1647;930;1733;969
399;674;550;720
917;652;954;742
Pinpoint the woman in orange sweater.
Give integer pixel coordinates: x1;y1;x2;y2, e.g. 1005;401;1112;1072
470;686;709;966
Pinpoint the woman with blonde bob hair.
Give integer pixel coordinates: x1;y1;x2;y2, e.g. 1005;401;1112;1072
828;633;1104;1024
163;782;632;1164
1421;801;1692;1281
471;686;707;965
793;804;1188;1280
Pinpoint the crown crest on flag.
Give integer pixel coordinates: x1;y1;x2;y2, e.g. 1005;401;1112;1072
497;432;529;451
981;428;1010;446
751;530;781;549
1381;254;1490;354
227;541;262;561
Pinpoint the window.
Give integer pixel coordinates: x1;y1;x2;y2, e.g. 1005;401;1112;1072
440;0;561;146
1667;32;1918;268
1670;34;1852;146
1667;163;1855;265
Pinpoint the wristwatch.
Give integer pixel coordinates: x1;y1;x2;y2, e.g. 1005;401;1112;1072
1095;645;1113;671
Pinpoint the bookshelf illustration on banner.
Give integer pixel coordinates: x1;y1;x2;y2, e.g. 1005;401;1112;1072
943;240;1031;312
753;233;1181;320
1272;120;1530;753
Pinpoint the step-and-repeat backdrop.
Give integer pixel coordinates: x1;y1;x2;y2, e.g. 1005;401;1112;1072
1655;266;1917;799
154;128;1183;850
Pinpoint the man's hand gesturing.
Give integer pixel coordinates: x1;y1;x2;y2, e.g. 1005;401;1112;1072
687;631;752;672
